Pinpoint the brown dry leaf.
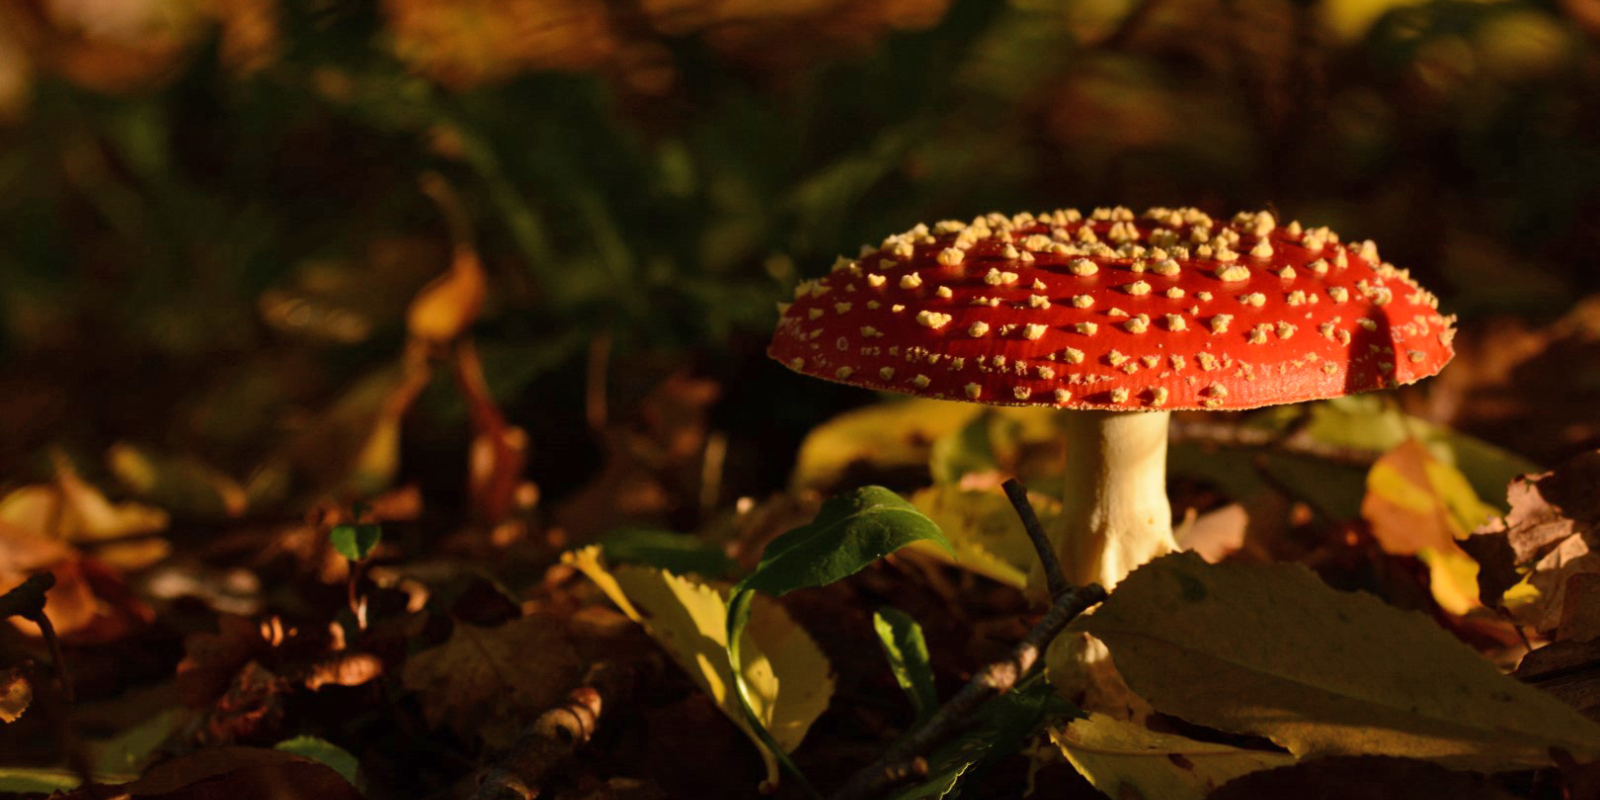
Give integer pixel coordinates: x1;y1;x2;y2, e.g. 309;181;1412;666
1470;449;1600;636
383;0;617;88
401;614;586;747
1514;639;1600;722
1559;572;1600;642
1173;503;1250;563
0;455;172;570
1051;713;1294;800
0;665;31;723
1078;552;1600;770
1208;755;1518;800
552;373;719;541
177;614;269;708
0;517;149;640
60;746;362;800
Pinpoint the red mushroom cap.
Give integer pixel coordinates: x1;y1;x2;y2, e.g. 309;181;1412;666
768;207;1456;410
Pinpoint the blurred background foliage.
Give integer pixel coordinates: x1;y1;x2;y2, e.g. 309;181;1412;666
0;0;1595;522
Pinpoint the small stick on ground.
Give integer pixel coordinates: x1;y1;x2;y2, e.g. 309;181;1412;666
1001;478;1067;600
830;481;1106;800
473;686;603;800
0;573;71;702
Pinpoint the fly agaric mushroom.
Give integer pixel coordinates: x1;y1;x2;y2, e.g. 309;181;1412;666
770;207;1455;590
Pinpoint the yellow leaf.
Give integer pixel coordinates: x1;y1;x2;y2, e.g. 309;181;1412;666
1417;546;1482;616
407;248;486;343
791;398;982;493
1362;440;1497;612
564;546;833;785
1079;553;1600;770
1052;713;1295;800
908;485;1050;593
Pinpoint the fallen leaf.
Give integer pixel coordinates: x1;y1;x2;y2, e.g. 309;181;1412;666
908;485;1049;593
0;666;30;723
1470;449;1600;635
177;615;270;708
59;746;363;800
400;614;585;747
1515;639;1600;722
0;457;172;570
407;246;486;344
1050;713;1294;800
107;443;248;519
886;678;1072;800
1173;503;1249;563
1078;552;1600;770
790;398;982;493
1207;755;1519;800
273;736;361;787
565;546;833;783
1300;395;1537;509
1364;440;1499;553
872;607;938;724
1559;573;1600;642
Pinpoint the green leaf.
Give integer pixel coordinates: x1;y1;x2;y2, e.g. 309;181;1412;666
598;527;735;579
90;707;189;777
0;767;83;794
872;607;939;724
724;486;950;796
330;523;382;562
738;486;951;599
930;411;997;485
275;736;361;787
1299;396;1539;511
886;676;1078;800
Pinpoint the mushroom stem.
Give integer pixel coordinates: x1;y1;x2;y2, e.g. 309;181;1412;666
1056;409;1176;590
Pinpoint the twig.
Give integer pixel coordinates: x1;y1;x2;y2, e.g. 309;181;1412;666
1001;479;1067;600
832;484;1103;800
473;686;603;800
829;583;1105;800
0;573;71;702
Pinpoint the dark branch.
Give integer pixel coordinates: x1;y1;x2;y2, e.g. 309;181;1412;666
829;581;1106;800
1001;479;1067;600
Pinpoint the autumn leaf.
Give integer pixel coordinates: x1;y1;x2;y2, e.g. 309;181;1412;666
1207;755;1519;800
409;174;487;344
1362;439;1499;613
400;614;586;747
1051;713;1294;800
908;485;1050;592
0;666;30;724
790;398;983;492
565;546;834;786
1469;449;1600;637
1078;552;1600;770
56;746;362;800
